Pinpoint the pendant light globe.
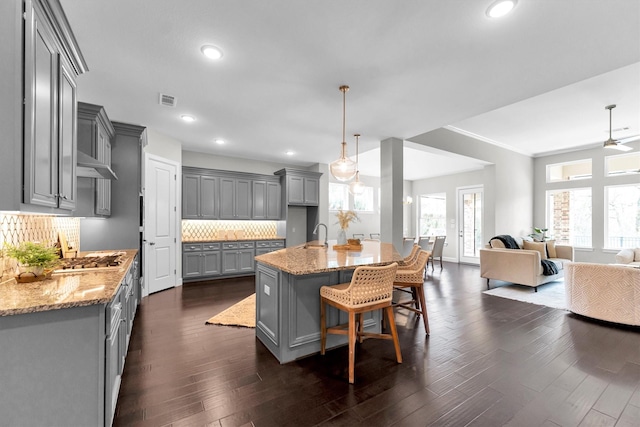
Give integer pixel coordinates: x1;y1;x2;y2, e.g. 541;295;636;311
330;85;357;182
348;172;365;195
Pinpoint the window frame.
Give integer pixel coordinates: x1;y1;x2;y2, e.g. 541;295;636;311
545;187;592;248
352;186;374;213
328;182;349;211
546;159;592;183
603;183;640;250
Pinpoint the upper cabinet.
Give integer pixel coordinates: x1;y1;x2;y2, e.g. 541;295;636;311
274;169;322;206
0;0;87;213
182;167;281;220
77;102;115;216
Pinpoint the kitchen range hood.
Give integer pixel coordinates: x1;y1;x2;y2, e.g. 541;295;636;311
76;151;118;180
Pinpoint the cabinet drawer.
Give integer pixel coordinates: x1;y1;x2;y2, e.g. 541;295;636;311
239;241;255;249
256;241;271;248
222;242;239;250
202;242;220;251
183;243;203;252
270;240;285;248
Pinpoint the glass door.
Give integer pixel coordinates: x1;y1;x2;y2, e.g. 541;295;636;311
458;186;483;264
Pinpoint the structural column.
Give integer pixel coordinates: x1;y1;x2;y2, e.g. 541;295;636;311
380;137;404;252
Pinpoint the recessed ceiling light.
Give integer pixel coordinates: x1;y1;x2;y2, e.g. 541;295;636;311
285;150;295;156
214;138;225;145
180;114;196;122
201;45;223;60
486;0;517;18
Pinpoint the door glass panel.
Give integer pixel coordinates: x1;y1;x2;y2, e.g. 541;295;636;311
462;191;482;258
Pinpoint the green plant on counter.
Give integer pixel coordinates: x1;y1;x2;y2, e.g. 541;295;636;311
3;241;60;269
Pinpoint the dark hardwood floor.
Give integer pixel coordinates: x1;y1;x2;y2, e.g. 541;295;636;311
115;264;640;426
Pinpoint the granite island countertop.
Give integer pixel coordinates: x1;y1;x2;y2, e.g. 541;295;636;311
254;240;402;275
0;249;138;316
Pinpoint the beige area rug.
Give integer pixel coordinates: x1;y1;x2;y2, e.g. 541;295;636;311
206;293;256;328
483;280;567;310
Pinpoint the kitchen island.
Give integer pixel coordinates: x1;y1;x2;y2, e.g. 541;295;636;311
0;249;139;427
254;240;402;363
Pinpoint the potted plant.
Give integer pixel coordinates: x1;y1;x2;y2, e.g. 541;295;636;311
529;227;549;242
4;242;60;281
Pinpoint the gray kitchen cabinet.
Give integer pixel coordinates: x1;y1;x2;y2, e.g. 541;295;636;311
254;240;285;268
253;180;281;219
182;243;222;280
222;241;255;275
22;0;85;211
220;177;252;219
182;173;218;219
77;102;115;217
275;168;322;206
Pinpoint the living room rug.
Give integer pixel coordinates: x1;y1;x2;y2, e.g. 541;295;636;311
206;293;256;328
483;280;567;310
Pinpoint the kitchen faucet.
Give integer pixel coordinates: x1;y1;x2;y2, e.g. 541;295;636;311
312;223;328;247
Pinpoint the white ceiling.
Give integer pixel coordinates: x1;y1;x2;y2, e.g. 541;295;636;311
60;0;640;180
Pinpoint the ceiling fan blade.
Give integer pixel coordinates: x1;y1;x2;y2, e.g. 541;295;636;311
618;134;640;144
608;142;633;152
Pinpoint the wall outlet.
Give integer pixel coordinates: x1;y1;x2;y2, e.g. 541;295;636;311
264;284;270;296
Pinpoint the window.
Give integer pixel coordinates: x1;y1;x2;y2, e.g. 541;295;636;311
329;183;348;211
546;188;592;247
546;159;592;182
353;186;374;212
605;152;640;177
605;184;640;249
418;193;446;236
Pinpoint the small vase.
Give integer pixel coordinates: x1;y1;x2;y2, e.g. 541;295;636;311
337;229;347;245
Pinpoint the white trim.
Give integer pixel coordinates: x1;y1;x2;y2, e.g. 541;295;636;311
445;125;533;157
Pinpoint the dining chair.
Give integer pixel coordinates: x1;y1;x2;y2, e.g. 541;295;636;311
352;233;365;239
320;262;401;384
428;235;446;270
393;250;431;334
370;233;380;239
417;236;433;251
402;237;415;257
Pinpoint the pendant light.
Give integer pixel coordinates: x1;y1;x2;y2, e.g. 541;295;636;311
348;133;365;195
329;85;357;181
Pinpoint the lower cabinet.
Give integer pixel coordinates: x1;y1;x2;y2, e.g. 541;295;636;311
182;240;284;282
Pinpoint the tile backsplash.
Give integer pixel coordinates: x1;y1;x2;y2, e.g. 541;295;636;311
182;220;278;241
0;214;80;279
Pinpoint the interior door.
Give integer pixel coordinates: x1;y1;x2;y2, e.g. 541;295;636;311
145;155;178;294
458;186;483;265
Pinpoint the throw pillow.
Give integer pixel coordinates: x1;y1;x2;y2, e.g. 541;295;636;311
635;248;640;262
523;240;547;260
616;249;634;264
489;239;506;248
546;240;557;258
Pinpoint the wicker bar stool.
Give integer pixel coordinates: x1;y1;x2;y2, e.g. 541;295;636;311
393;250;431;334
320;263;401;384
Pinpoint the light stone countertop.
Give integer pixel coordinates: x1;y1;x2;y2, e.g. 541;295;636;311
255;240;403;275
0;249;138;317
182;236;286;243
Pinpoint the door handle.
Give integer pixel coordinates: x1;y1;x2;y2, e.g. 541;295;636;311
149;242;156;246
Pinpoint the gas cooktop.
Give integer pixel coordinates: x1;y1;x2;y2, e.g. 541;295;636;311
54;252;125;273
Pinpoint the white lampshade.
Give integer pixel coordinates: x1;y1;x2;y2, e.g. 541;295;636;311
330;141;357;181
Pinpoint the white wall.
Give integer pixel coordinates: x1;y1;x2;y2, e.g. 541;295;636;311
533;140;640;263
410;128;534;241
145;128;183;163
412;169;485;262
182;150;292;174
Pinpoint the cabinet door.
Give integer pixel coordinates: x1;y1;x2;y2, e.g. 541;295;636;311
95;131;111;215
202;251;221;276
252;180;267;219
182;252;202;278
24;3;59;208
266;181;281;219
57;58;77;210
287;176;304;205
104;329;120;427
182;174;200;218
219;178;236;219
238;249;255;273
199;175;218;219
222;250;239;274
234;179;252;219
304;177;319;205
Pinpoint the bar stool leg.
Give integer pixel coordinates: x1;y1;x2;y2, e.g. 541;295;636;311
416;285;430;335
348;311;357;384
320;298;327;355
385;306;402;363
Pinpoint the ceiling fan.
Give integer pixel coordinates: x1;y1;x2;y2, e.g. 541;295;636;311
603;104;639;152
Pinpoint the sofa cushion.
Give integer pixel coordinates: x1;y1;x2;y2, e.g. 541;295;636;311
616;249;635;264
635;248;640;262
546;240;557;258
523;240;547;260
